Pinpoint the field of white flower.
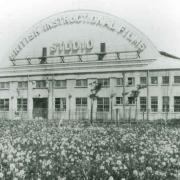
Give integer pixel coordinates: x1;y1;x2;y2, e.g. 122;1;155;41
0;119;180;180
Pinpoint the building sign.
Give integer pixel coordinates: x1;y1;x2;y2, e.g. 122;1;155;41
9;12;147;60
49;40;93;55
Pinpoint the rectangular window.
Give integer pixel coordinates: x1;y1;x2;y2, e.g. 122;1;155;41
174;96;180;112
97;97;109;112
36;80;47;88
128;97;135;105
0;99;9;111
174;76;180;84
151;96;158;112
76;98;87;111
140;77;147;85
140;97;147;112
0;82;10;89
76;79;87;87
17;98;27;111
116;97;123;105
116;78;123;86
162;76;169;85
18;81;28;88
98;79;110;87
55;98;66;111
162;96;169;112
127;77;135;86
151;77;158;85
54;80;66;88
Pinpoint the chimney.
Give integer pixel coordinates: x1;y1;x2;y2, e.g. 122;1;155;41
98;43;106;60
40;47;47;64
100;42;106;53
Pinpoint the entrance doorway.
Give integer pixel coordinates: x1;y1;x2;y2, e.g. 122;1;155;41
33;98;48;119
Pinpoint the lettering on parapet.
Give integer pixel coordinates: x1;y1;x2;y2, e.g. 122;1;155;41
49;40;94;55
9;13;147;60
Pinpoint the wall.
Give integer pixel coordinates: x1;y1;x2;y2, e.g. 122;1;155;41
0;70;180;121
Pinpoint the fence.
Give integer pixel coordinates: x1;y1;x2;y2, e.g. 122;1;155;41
1;108;180;124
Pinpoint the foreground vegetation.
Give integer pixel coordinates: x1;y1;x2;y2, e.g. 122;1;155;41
0;119;180;180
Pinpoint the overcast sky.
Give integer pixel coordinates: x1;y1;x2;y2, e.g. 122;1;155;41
0;0;180;66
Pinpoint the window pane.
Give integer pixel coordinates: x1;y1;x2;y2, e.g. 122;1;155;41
82;98;87;105
98;79;103;85
36;80;46;88
116;97;122;105
117;78;123;86
55;80;60;87
104;98;109;104
24;82;28;88
162;96;169;112
162;76;169;84
4;99;9;111
55;80;66;88
1;82;5;88
76;80;81;86
17;98;27;111
76;98;87;111
6;82;10;88
42;81;46;87
128;97;135;104
128;77;135;86
76;98;87;106
151;77;158;84
0;99;3;105
76;98;81;105
55;98;66;111
140;97;146;112
76;79;87;87
18;81;28;88
174;76;180;83
98;79;109;87
61;80;66;87
83;80;87;87
140;77;146;85
18;82;22;88
0;99;9;111
151;96;158;112
97;97;109;112
174;96;180;112
0;82;9;89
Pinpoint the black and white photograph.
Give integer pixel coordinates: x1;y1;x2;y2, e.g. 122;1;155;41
0;0;180;179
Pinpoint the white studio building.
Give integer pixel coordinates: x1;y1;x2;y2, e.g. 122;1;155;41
0;9;180;122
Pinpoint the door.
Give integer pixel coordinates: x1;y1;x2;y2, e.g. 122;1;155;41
33;98;48;119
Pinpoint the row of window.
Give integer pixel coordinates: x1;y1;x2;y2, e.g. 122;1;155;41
0;99;27;111
0;98;109;112
60;97;110;112
1;96;180;112
139;96;171;112
114;96;180;113
116;96;180;112
119;76;175;86
0;79;109;89
1;76;180;89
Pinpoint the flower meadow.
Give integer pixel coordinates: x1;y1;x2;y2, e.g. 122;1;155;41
0;120;180;180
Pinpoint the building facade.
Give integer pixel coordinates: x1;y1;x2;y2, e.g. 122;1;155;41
1;10;180;122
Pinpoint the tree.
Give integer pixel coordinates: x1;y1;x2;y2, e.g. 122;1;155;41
89;81;102;124
130;84;147;121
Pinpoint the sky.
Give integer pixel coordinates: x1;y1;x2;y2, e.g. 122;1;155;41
0;0;180;67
